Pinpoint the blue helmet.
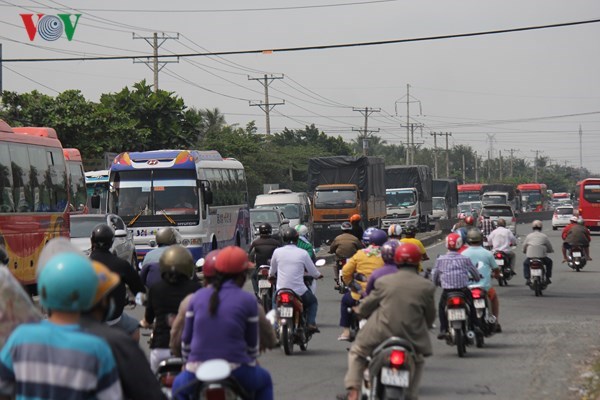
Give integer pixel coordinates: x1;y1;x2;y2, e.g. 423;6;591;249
38;252;98;312
369;229;388;246
381;239;401;263
362;227;377;245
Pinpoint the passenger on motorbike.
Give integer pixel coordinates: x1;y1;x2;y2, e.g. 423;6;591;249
173;246;273;400
431;233;482;340
387;223;403;239
269;228;323;333
337;229;386;341
248;223;281;296
461;230;502;332
350;214;364;242
522;220;554;285
479;213;495;239
365;239;401;295
561;216;592;262
140;227;179;289
487;218;517;273
295;224;316;261
329;221;364;289
341;242;435;400
400;225;429;273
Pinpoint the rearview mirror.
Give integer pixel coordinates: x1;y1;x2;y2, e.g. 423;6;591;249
114;229;127;238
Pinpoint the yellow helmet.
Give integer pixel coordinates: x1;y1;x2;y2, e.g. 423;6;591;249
90;261;120;307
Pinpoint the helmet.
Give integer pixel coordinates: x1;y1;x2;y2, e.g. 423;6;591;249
156;227;178;246
341;221;352;231
159;245;195;279
90;261;120;307
404;225;418;237
362;227;377;245
532;220;543;229
202;249;221;279
394;243;421;266
446;232;463;251
570;216;579;223
38;252;98;312
295;224;309;237
91;223;114;250
369;229;388;246
465;216;475;226
577;217;585;225
281;227;299;243
458;214;466;220
497;218;506;227
259;223;272;235
350;214;361;223
466;229;483;244
387;224;403;238
380;240;401;263
216;246;253;275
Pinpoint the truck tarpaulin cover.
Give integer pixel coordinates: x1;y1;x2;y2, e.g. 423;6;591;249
385;165;433;201
307;156;385;202
433;179;458;207
482;184;516;200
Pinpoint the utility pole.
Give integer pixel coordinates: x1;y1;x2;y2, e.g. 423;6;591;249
475;152;479;183
352;107;380;156
248;74;285;135
579;125;583;179
0;43;3;93
531;150;541;182
133;32;179;92
431;132;451;177
487;151;491;181
401;123;424;164
505;148;518;177
394;84;422;165
430;132;440;179
462;154;466;182
499;150;503;181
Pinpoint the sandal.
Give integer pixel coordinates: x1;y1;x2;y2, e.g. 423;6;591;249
337;334;351;341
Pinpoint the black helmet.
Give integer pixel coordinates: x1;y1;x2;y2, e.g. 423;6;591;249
159;245;194;282
91;223;114;250
156;227;178;246
404;225;417;237
259;223;272;236
281;227;299;244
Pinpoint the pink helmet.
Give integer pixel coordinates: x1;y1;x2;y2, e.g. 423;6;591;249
445;232;463;251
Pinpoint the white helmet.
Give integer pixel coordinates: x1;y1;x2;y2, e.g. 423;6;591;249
294;224;309;237
387;224;403;238
532;220;543;229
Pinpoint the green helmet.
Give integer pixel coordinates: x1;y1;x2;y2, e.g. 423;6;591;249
159;245;195;280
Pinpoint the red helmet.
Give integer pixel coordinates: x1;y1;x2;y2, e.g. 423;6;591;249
350;214;361;223
203;249;221;278
445;232;463;251
215;246;253;275
464;216;475;226
393;243;421;267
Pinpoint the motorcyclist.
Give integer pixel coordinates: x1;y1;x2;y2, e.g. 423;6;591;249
140;227;179;289
479;213;495;240
295;224;316;261
89;223;146;341
400;225;429;273
461;229;502;333
522;220;554;285
248;223;281;296
270;228;323;333
487;218;517;274
173;246;273;400
561;216;592;262
350;214;364;242
341;242;435;400
431;232;481;340
337;229;386;341
387;223;403;239
365;239;401;295
140;245;201;372
329;221;363;289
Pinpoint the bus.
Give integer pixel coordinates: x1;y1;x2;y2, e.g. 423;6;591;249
63;148;88;213
85;169;109;214
0;121;70;288
578;178;600;231
517;183;548;212
107;150;250;262
458;183;483;204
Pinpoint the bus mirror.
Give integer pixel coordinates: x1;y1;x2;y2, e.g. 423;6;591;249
91;194;100;209
204;189;213;205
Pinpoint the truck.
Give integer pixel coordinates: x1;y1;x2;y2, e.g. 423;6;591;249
482;183;521;212
431;179;458;225
307;156;386;246
381;165;433;231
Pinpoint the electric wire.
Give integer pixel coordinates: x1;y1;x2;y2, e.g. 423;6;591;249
3;65;60;93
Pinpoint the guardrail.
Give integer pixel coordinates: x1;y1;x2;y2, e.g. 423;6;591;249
433;210;554;233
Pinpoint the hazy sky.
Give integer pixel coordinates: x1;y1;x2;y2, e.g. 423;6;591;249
2;0;600;173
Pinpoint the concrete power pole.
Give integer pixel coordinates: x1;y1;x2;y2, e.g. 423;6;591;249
475;152;479;182
499;150;503;181
0;43;2;93
462;154;466;182
352;107;380;156
249;74;285;135
444;132;452;178
579;125;584;179
531;150;541;182
133;32;179;93
430;132;439;179
505;148;518;177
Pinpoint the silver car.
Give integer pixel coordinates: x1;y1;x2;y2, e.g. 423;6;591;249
481;205;517;235
70;214;137;267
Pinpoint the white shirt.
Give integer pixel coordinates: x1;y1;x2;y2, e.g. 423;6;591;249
269;244;320;296
487;227;517;252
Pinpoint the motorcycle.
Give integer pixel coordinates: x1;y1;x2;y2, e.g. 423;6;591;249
493;251;513;286
156;357;184;400
468;286;497;348
566;245;587;272
361;337;417;400
256;264;273;312
192;359;248;400
528;258;548;297
443;291;475;357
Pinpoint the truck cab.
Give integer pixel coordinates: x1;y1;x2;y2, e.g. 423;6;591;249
381;187;422;229
481;191;509;206
311;184;360;246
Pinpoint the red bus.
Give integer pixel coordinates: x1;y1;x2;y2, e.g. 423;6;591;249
1;122;70;288
578;178;600;231
517;183;548;212
458;183;483;204
63;148;88;213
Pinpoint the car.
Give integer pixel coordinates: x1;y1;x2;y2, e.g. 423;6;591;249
457;201;482;219
480;204;517;235
70;214;137;267
552;205;574;230
250;208;290;242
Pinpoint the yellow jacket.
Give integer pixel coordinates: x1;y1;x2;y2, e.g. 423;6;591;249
342;246;384;300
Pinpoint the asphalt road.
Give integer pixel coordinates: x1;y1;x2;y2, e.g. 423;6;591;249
133;225;600;400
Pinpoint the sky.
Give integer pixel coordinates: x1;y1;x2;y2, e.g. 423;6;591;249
1;0;600;173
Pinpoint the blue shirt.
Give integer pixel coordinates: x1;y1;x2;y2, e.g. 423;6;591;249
431;251;480;289
142;246;167;267
461;246;499;291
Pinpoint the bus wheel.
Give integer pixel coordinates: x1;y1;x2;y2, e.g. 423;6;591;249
212;238;218;250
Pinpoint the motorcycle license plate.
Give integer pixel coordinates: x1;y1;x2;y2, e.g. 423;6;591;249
380;367;409;387
496;259;504;266
258;280;271;289
448;308;466;321
573;252;582;257
474;299;486;308
483;241;489;247
278;307;293;318
531;269;542;277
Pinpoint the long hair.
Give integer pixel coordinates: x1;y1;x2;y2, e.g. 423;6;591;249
209;273;236;316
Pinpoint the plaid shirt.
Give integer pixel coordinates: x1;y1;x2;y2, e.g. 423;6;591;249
480;218;495;237
431;251;481;289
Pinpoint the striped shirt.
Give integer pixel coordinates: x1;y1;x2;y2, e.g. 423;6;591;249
0;321;122;400
431;251;481;289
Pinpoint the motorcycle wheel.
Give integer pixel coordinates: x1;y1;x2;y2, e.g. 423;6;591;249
281;324;294;355
382;386;406;400
299;339;308;352
261;292;271;312
498;278;504;287
476;331;484;348
533;279;542;297
455;329;466;357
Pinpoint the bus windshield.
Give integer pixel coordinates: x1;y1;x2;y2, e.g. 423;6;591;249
521;191;542;204
458;192;481;203
314;189;357;209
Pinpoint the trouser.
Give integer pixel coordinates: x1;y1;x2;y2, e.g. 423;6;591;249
150;348;172;373
523;257;553;279
488;287;499;322
339;292;359;328
345;341;424;400
438;288;477;334
300;290;318;326
251;268;259;296
172;364;273;400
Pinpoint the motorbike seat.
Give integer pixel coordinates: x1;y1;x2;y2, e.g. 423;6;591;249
372;336;415;356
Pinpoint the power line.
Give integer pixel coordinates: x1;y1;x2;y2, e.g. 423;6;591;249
3;65;59;93
6;17;600;62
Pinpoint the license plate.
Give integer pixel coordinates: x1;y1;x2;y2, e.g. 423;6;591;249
531;269;542;277
258;280;271;289
448;308;466;321
278;307;293;318
483;241;489;247
474;299;486;308
496;259;504;266
380;367;409;387
573;252;582;257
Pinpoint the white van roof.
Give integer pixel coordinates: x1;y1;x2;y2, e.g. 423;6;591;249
254;191;308;207
267;189;293;194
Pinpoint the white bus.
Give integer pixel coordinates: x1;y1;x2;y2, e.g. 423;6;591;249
85;169;109;214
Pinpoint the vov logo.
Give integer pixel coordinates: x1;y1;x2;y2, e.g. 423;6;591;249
20;14;82;41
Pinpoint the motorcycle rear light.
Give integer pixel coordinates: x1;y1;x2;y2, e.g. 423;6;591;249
471;288;483;299
205;387;226;400
447;297;464;307
495;252;503;259
389;349;406;368
279;292;291;303
159;373;176;387
259;268;269;277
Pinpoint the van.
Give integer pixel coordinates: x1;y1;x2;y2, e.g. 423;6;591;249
253;190;313;241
